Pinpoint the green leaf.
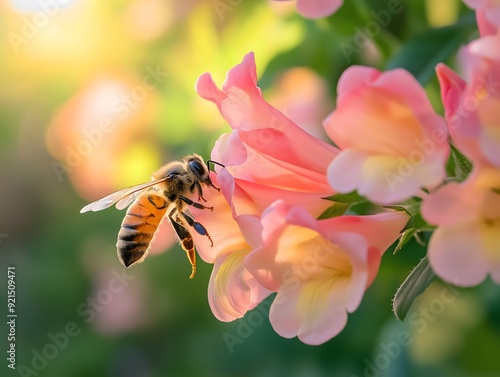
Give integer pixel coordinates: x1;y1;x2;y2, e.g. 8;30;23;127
393;228;417;254
318;202;350;219
393;256;436;320
386;15;476;85
445;147;458;178
450;144;473;181
403;212;431;231
392;202;433;254
384;197;422;216
323;191;367;204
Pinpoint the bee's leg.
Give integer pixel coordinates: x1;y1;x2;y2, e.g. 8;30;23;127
194;181;207;202
179;211;213;247
168;209;197;279
179;195;213;211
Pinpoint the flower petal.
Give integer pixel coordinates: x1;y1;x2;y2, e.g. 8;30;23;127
436;63;467;123
208;248;271;322
327;149;427;205
270;279;349;345
335;66;381;105
195;73;227;111
190;172;249;263
428;222;490;286
296;0;343;19
421;182;482;227
477;10;499;36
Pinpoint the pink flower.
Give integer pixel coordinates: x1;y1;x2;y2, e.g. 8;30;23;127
430;34;500;287
245;200;408;345
464;0;500;32
196;52;339;218
437;34;500;169
324;66;449;205
273;0;344;19
190;172;271;322
477;10;500;36
194;52;339;321
422;175;500;286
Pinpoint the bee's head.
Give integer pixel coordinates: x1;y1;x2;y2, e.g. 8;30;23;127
186;154;219;190
187;154;208;179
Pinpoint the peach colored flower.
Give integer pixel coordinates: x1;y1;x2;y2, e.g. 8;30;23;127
437;34;500;169
324;66;449;205
196;52;339;219
193;52;338;321
273;0;343;19
464;0;500;31
422;175;500;286
476;9;500;36
245;200;409;345
189;173;271;322
430;33;500;288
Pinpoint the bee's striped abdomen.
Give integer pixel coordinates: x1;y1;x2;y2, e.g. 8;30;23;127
117;194;168;267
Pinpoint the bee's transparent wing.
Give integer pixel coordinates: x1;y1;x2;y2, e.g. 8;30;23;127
115;192;141;210
80;178;168;213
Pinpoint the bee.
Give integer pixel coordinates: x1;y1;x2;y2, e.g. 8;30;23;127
80;154;223;279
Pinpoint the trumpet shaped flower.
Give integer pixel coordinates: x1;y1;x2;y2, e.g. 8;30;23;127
324;66;449;205
464;0;500;31
189;172;271;322
194;52;338;321
437;33;500;169
422;176;500;286
245;201;408;345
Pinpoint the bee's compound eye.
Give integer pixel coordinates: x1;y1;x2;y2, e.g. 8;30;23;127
189;160;205;175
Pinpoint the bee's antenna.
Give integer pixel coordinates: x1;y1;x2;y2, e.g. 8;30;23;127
206;160;225;172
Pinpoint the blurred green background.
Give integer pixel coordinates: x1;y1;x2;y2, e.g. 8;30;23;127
1;0;499;376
